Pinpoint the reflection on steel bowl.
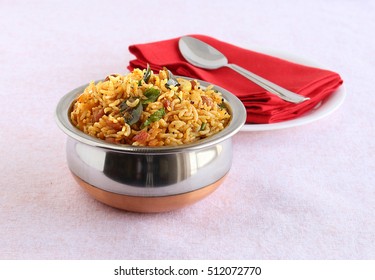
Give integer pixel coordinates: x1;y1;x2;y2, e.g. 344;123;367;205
55;75;246;213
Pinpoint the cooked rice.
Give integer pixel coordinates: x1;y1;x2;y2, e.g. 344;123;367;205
70;68;231;146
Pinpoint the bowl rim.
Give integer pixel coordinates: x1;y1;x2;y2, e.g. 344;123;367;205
55;76;246;154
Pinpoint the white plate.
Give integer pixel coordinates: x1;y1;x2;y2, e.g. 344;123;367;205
239;51;346;132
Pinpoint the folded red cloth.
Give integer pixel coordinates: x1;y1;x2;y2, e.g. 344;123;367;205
128;35;343;124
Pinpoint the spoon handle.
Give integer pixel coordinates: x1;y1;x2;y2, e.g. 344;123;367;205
227;64;310;104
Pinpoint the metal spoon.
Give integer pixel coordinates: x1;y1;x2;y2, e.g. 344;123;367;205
178;36;310;104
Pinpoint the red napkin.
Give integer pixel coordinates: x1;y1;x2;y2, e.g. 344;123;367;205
128;35;343;124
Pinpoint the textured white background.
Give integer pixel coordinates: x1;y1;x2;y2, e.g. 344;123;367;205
0;0;374;259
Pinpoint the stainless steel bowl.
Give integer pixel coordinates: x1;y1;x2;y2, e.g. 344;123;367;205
55;78;246;212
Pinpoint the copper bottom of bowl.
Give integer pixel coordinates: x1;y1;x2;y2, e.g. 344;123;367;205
72;173;227;213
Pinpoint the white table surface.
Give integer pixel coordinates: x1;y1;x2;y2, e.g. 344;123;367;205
0;0;374;259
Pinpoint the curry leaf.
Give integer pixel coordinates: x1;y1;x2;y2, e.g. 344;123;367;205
120;99;143;125
164;67;180;89
143;64;152;83
142;87;160;104
141;108;165;129
218;101;227;110
138;64;152;86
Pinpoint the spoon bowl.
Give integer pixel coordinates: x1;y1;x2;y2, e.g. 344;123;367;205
179;37;228;69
